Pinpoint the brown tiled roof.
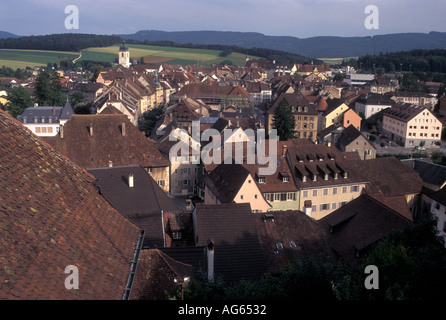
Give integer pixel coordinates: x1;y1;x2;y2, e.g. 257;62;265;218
253;211;333;274
193;203;266;283
51;114;170;169
318;194;413;266
347;157;424;196
0;110;141;300
383;102;428;123
287;143;365;189
130;249;194;300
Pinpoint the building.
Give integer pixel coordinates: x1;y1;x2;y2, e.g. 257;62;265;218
286;143;367;220
267;92;318;141
354;93;394;120
119;41;131;68
204;164;271;213
45;114;171;193
421;188;446;247
388;92;438;109
0;109;143;300
318;194;413;266
17;99;74;137
192;203;266;283
337;125;376;160
320;98;350;131
88;165;181;248
342;108;362;132
382;102;442;148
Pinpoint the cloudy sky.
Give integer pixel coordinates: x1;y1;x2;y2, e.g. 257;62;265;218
1;0;445;38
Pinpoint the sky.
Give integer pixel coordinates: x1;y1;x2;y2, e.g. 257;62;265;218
1;0;445;38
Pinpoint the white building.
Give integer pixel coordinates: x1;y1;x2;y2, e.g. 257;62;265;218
354;93;394;119
421;188;446;248
17;99;74;137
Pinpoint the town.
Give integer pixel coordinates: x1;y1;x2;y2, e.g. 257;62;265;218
1;40;446;301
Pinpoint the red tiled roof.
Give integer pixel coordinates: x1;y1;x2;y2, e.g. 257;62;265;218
0;110;141;300
51;114;170;169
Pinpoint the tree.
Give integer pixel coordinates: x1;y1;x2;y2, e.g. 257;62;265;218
34;70;65;106
272;99;296;141
6;86;34;118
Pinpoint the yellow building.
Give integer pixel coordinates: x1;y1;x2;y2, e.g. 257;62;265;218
321;98;350;130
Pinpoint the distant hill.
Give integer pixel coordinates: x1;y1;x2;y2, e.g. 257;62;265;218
0;31;19;39
120;30;446;58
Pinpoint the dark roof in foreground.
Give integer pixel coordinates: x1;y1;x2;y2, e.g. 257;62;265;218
88;165;180;248
253;210;333;274
0;110;141;300
318;194;413;266
193;203;266;283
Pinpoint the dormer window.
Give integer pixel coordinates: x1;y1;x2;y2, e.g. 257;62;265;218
258;176;266;184
283;176;289;183
324;173;328;181
313;174;317;182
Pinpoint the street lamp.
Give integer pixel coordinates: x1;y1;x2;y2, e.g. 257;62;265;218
174;276;190;300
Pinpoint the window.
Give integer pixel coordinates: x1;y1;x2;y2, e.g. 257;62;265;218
276;243;283;249
312;205;317;212
254;194;258;199
281;193;287;201
274;193;280;201
313;190;318;197
47;127;53;133
290;241;296;248
287;192;296;201
342;186;347;193
158;180;165;187
36;127;41;133
320;204;330;211
303;190;309;198
258;177;266;184
340;201;347;207
240;195;244;200
333;188;338;195
248;179;252;184
351;185;359;192
323;189;329;196
182;180;189;186
332;203;337;210
173;231;182;240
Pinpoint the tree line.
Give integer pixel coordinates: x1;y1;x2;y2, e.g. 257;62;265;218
0;33;122;52
341;49;446;75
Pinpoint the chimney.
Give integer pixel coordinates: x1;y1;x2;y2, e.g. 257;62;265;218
207;239;215;283
89;123;93;137
60;125;64;139
282;144;288;158
53;107;56;115
128;172;134;188
122;122;126;136
304;200;312;217
236;115;240;127
108;160;113;167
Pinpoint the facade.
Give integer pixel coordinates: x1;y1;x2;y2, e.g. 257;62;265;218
382;102;442;148
119;41;131;68
338;125;376;160
342;108;362;131
421;188;446;247
321;99;350;130
204;164;271;213
286;143;367;220
354;93;394;119
17;99;74;137
267;92;318;141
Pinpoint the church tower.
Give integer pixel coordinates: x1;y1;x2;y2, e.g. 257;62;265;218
119;41;130;68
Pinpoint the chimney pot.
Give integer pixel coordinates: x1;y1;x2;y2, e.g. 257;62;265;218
128;172;134;188
122;122;126;136
282;145;288;158
60;125;64;139
89;123;93;136
207;239;215;283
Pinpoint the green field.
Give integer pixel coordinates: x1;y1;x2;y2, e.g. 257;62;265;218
318;57;359;66
0;44;259;69
0;49;80;69
80;44;257;66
